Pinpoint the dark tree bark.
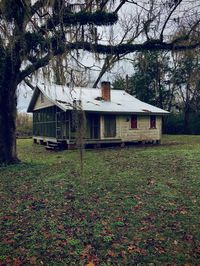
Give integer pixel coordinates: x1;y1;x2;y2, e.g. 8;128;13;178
183;83;191;134
0;49;20;164
93;61;109;88
0;84;18;164
183;105;190;134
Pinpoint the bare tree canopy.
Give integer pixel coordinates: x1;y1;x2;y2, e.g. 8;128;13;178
92;0;200;86
0;0;200;164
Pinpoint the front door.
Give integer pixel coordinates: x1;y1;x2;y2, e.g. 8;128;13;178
86;114;100;139
104;115;116;137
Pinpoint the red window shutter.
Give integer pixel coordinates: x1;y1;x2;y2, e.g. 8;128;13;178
131;115;137;129
150;115;156;128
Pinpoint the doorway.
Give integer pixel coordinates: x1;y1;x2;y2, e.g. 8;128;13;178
86;114;100;139
104;115;116;137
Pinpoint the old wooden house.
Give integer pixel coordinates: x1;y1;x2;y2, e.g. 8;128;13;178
27;81;168;149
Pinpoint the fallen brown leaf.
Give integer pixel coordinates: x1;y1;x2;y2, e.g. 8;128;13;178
29;256;37;265
13;258;22;266
107;250;116;257
86;261;95;266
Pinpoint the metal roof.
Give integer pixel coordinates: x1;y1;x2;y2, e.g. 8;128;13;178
27;83;169;115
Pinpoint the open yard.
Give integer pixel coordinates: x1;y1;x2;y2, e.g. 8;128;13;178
0;135;200;265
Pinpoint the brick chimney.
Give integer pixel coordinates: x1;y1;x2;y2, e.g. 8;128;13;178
101;81;111;101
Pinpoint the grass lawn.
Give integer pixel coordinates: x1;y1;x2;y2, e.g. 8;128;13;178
0;135;200;265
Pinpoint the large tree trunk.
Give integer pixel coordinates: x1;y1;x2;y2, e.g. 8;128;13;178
0;38;21;165
0;85;18;164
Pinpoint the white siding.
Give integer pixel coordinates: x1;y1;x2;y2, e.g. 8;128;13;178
100;115;162;141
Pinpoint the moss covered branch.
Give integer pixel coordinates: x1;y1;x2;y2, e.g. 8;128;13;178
41;10;118;32
66;40;200;54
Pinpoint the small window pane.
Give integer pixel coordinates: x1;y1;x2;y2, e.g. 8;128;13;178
150;115;156;128
131;115;137;129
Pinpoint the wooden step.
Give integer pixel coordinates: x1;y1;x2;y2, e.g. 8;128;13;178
45;145;55;150
46;142;60;151
48;143;59;147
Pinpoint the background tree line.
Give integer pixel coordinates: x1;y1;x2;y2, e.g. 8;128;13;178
16;113;32;138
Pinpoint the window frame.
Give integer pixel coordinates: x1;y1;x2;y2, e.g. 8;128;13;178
130;115;138;129
150;115;156;129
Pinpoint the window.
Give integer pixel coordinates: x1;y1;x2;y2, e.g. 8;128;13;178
131;115;137;129
150;115;156;128
104;115;116;137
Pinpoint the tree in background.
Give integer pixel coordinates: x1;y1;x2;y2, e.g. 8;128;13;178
16;113;32;138
130;51;172;109
170;49;200;133
0;0;200;164
113;51;172;110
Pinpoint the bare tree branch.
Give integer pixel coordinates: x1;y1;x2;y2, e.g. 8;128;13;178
24;79;35;90
114;0;127;13
160;0;183;41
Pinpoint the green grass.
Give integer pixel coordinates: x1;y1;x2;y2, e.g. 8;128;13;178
1;135;200;265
